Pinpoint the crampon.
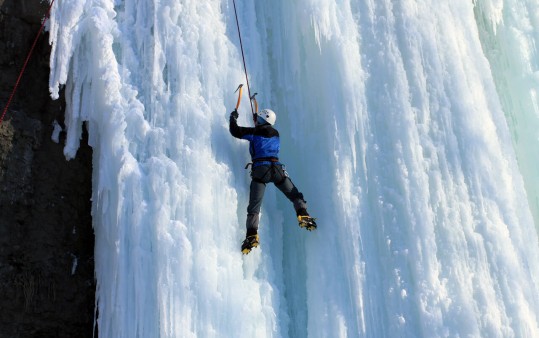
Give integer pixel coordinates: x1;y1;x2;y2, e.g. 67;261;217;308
241;234;260;254
298;215;317;231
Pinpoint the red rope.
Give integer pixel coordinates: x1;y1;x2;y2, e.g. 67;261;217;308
231;0;256;123
0;0;56;126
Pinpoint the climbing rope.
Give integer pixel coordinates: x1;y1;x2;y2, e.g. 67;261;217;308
0;0;56;126
231;0;255;120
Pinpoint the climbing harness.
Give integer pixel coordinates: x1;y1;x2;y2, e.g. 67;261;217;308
0;0;56;126
231;0;258;125
246;160;288;187
244;157;280;169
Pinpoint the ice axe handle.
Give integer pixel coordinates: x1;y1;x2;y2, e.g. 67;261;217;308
250;92;258;123
250;93;258;114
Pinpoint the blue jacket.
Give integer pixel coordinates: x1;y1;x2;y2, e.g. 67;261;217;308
229;115;280;165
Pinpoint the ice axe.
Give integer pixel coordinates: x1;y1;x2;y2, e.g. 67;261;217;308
250;93;258;113
250;92;258;124
234;84;243;110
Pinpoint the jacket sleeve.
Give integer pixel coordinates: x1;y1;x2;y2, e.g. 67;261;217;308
229;115;255;140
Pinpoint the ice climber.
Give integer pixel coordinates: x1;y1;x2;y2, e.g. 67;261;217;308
229;108;317;254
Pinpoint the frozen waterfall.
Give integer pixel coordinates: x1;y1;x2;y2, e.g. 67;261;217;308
48;0;539;337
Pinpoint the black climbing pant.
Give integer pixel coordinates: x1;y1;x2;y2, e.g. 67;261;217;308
246;164;307;231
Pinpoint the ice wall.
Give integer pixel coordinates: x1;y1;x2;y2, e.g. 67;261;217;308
474;0;539;231
48;0;539;337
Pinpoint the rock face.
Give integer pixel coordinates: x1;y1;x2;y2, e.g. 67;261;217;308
0;1;95;337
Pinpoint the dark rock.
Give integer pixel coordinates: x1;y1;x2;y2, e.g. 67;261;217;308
0;1;95;337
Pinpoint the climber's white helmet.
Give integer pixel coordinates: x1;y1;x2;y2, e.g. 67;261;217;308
257;109;276;125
